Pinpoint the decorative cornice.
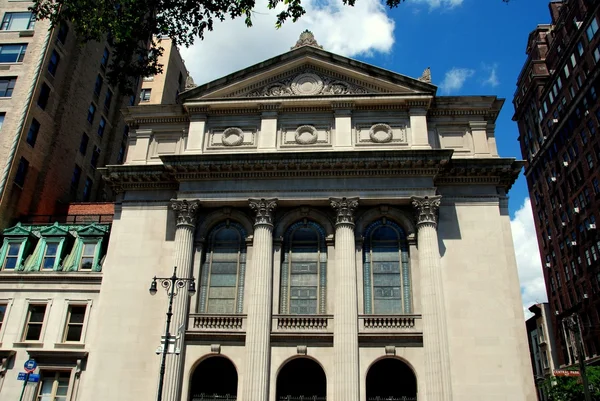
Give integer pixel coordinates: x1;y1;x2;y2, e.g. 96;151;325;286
411;196;441;228
171;200;200;227
330;197;359;227
249;198;277;227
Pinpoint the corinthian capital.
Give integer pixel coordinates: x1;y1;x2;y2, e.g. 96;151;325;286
171;199;200;227
411;196;441;227
249;198;278;227
330;197;359;226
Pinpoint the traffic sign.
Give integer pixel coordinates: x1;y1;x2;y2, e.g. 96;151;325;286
554;369;581;377
27;374;40;383
23;359;37;373
17;372;27;381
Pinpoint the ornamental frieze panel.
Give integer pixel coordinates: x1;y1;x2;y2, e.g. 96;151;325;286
207;126;258;150
279;123;331;148
241;69;372;98
355;123;408;146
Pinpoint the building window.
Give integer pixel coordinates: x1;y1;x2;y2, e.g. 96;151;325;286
1;12;36;31
0;113;4;131
564;64;570;79
2;242;22;269
587;17;599;41
36;371;70;401
14;157;28;187
93;74;103;96
47;50;60;75
104;89;112;111
82;177;92;201
587;154;594;169
62;305;86;342
0;77;17;97
90;146;100;169
128;95;135;106
280;221;327;315
42;242;59;270
0;303;6;332
22;304;46;341
199;221;247;314
578;41;584;56
100;47;109;69
0;44;27;63
86;104;95;123
71;165;81;189
363;219;411;314
97;117;106;137
56;22;68;44
117;143;125;164
38;83;50;109
140;88;151;102
26;119;40;147
79;242;98;270
79;133;88;155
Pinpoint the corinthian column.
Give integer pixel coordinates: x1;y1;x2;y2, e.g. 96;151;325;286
330;197;360;401
243;198;277;401
411;196;453;401
164;199;200;401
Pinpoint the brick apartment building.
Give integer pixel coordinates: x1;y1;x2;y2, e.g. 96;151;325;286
0;3;189;228
513;0;600;368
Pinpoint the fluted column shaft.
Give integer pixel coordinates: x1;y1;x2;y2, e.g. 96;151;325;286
330;197;360;401
243;198;277;401
164;200;200;401
412;196;453;401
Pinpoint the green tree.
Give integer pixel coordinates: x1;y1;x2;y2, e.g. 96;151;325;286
546;367;600;401
30;0;510;92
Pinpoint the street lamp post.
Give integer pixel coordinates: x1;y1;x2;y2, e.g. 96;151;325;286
149;265;196;401
564;313;592;401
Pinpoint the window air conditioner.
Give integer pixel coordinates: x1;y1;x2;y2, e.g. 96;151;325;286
553;119;559;124
555;311;560;315
570;241;577;246
551;177;557;182
588;224;597;230
546;262;552;268
563;161;569;167
585;110;590;116
584;294;589;299
548;235;552;240
574;207;580;214
561;221;567;227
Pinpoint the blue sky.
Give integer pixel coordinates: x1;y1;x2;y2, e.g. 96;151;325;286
180;0;551;313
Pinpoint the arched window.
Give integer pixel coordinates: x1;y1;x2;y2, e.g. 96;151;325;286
199;221;247;314
280;220;327;315
363;219;411;314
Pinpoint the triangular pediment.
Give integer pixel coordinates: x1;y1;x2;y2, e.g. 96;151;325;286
77;223;110;237
181;46;436;101
39;222;71;237
3;222;33;237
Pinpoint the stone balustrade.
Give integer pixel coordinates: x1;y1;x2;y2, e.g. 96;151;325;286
272;315;334;333
188;314;246;332
358;315;422;333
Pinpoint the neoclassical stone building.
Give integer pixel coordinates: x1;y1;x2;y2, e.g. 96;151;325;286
84;33;535;401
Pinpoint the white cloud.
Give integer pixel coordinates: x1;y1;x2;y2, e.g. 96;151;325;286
482;63;500;87
439;67;474;94
510;198;547;319
411;0;464;9
180;0;395;85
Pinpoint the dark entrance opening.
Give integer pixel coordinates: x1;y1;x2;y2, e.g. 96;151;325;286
189;357;238;401
276;358;326;401
366;358;417;401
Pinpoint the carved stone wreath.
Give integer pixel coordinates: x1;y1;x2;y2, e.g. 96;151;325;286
369;123;393;143
295;125;318;145
291;73;324;96
221;127;244;146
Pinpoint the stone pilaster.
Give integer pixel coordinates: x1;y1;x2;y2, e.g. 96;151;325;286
242;198;277;401
330;197;360;401
164;199;200;401
411;196;453;401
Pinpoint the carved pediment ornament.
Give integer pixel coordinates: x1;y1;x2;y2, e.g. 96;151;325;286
247;70;369;97
295;125;318;144
330;197;359;227
171;199;200;227
411;196;441;227
249;198;278;227
369;123;393;143
222;127;244;146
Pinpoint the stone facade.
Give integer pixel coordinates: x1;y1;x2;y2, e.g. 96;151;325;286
1;33;536;401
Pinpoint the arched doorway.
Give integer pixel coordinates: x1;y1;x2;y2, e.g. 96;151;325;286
366;358;417;400
276;358;326;400
189;357;238;401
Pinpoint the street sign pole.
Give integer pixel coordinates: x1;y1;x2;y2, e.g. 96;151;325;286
18;372;30;401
